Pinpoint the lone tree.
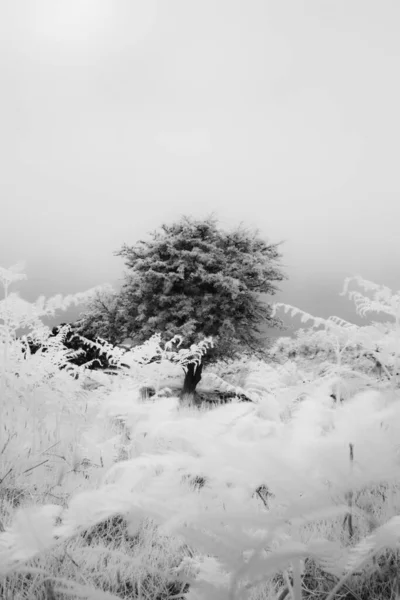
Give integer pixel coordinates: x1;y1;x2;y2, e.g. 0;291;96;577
110;215;287;399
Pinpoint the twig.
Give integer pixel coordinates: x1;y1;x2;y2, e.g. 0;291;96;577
344;443;354;540
0;467;13;485
22;459;49;474
0;432;16;455
38;441;61;456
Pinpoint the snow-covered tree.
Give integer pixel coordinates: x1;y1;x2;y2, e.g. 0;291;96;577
111;215;286;397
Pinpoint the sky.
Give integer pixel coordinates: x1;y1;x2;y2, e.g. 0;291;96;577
1;0;399;338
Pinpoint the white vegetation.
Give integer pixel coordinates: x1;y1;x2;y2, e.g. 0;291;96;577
0;264;400;600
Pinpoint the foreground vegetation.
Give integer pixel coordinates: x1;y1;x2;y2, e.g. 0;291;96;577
1;264;400;599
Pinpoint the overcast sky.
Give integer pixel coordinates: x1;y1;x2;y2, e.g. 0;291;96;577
1;0;399;336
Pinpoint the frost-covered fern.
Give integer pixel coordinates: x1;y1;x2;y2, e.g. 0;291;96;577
272;276;400;402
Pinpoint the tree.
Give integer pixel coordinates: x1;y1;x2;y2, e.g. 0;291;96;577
73;285;128;346
110;215;287;400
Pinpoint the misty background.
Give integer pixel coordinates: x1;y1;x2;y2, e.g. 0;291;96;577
1;0;399;340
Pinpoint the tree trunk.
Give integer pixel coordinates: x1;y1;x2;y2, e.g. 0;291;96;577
181;362;203;404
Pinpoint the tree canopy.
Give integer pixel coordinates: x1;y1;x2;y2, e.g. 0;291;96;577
112;215;286;386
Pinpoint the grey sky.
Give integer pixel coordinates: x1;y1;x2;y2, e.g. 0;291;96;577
1;1;399;335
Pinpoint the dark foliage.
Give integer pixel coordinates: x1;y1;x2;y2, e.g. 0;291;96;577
114;215;286;361
105;215;287;395
19;322;131;374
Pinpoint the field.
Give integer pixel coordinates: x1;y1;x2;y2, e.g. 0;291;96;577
1;267;400;600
